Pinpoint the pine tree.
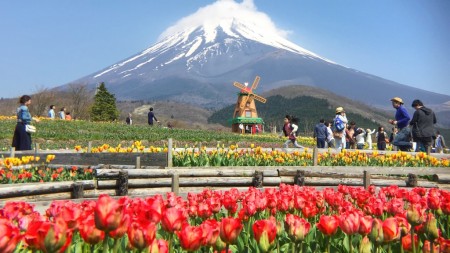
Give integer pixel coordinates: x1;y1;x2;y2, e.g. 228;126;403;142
90;82;119;121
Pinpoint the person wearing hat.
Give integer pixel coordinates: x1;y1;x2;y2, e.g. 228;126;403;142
389;97;412;151
333;106;348;150
409;99;436;153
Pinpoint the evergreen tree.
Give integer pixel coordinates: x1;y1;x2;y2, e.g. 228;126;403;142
90;82;119;121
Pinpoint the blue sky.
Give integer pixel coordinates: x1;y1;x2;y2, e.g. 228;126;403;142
1;0;449;98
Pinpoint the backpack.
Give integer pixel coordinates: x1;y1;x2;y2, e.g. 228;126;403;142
334;117;345;132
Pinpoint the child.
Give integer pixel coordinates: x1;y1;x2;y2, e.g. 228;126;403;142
284;117;304;148
365;129;376;150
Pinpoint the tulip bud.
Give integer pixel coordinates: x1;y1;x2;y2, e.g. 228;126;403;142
424;213;439;241
359;236;372;253
406;204;426;226
368;218;384;245
220;217;243;245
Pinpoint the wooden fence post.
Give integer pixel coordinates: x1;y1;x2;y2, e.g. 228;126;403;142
172;172;180;195
116;171;128;196
10;147;15;158
253;171;263;188
363;170;371;189
406;173;418;187
136;156;141;169
88;141;92;153
71;182;84;199
313;147;318;166
294;170;305;186
34;143;39;156
167;138;173;167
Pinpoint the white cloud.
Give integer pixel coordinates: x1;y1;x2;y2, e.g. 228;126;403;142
158;0;290;40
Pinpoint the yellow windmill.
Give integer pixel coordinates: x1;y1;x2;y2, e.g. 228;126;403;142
231;76;267;134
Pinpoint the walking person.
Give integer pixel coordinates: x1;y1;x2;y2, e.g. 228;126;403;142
147;107;159;126
435;130;446;154
389;97;412;151
345;122;356;149
313;119;328;148
284;117;304;149
12;95;40;151
409;99;437;153
325;121;335;148
376;126;388;151
47;105;55;119
333;107;348;150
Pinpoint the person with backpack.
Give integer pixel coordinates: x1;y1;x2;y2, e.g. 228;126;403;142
333;107;348;150
283;117;304;149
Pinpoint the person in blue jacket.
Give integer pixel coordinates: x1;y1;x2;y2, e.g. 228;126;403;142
147;107;159;126
389;97;412;151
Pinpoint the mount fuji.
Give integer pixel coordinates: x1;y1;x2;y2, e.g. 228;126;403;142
69;4;450;110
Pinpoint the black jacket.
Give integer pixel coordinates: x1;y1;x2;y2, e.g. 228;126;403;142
409;107;436;138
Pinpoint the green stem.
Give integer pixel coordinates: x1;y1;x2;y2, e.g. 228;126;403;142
169;234;174;253
299;241;303;253
112;238;121;253
349;234;353;253
102;234;109;253
411;227;416;253
326;236;330;253
276;237;280;253
226;243;229;253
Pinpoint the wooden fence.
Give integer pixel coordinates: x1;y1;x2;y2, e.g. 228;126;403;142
1;140;449;204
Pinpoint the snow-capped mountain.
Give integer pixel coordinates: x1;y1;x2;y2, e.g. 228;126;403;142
70;11;450;109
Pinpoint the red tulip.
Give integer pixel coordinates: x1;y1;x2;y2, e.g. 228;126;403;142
25;217;72;253
176;224;204;252
0;218;22;253
94;194;124;232
339;211;360;235
220;217;243;245
285;213;310;242
127;221;157;250
201;219;220;247
79;216;105;245
146;195;165;223
422;240;440;253
401;233;419;252
358;215;373;236
109;213;130;239
252;218;277;252
161;207;186;233
149;239;169;253
382;217;401;243
317;215;339;236
439;237;450;253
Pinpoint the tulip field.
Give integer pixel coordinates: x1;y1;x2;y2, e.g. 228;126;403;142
2;185;450;253
2;116;450;252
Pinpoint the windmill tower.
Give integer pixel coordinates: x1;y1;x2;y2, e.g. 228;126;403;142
231;76;267;134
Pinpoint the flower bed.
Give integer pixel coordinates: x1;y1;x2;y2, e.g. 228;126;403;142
1;185;450;253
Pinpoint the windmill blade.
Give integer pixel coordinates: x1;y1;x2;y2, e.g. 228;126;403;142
233;82;249;93
239;95;249;108
251;76;261;90
252;94;267;103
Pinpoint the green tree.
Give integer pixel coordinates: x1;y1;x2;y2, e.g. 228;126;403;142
90;82;119;121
